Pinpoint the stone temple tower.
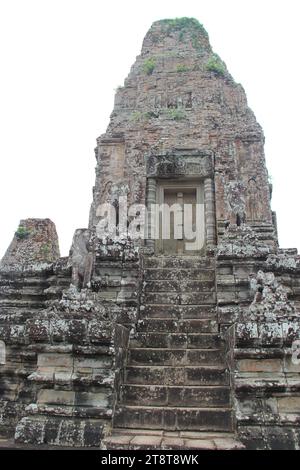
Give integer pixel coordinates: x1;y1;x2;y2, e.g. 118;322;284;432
1;18;300;450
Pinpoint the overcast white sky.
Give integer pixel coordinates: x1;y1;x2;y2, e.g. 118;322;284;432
0;0;299;258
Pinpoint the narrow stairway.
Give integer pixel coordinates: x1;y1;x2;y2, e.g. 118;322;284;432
106;256;242;450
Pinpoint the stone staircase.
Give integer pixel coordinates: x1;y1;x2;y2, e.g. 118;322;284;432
107;256;241;449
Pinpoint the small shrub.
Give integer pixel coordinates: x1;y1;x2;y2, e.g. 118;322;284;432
143;58;156;75
206;54;226;76
15;226;31;240
176;64;188;73
144;111;159;119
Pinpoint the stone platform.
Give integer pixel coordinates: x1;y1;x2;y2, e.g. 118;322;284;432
105;429;244;450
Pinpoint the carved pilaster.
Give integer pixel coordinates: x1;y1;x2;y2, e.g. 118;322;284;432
204;178;216;248
146;178;157;251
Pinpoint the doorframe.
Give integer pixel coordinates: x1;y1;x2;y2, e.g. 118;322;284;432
156;179;205;255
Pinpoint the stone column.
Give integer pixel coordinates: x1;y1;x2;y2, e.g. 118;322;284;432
146;178;157;251
204;178;216;248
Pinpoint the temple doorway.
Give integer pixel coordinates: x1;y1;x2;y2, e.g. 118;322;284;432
156;181;205;255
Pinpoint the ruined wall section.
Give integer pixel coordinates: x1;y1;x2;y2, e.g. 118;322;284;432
1;219;60;269
217;226;300;449
13;285;130;448
0;220;69;437
0;220;140;447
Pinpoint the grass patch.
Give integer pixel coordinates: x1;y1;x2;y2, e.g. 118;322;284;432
131;108;186;122
130;111;159;122
166;108;186;121
176;64;188;73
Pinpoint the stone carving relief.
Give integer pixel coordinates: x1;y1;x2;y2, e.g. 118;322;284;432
247;177;261;221
70;229;94;289
146;151;213;179
226;180;246;226
249;270;296;321
153;91;193;109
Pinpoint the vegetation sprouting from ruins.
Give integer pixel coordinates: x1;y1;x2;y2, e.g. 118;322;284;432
205;54;226;76
159;17;208;37
130;111;159;122
40;243;51;257
176;64;188;73
130;108;186;122
15;226;31;240
143;58;156;75
166;108;186;121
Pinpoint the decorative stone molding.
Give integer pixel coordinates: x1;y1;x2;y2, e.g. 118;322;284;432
145;149;213;179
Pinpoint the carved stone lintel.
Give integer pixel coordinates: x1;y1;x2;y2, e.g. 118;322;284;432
146;150;213;179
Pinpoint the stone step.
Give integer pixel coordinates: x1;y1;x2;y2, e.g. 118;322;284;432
114;405;233;431
144;268;215;281
24;404;112;419
140;304;216;320
128;348;224;366
278;248;298;256
0;306;43;319
0;279;50;289
130;333;222;349
120;384;231;407
136;318;218;333
0;286;47;299
142;292;216;305
144;280;214;293
43;286;67;299
125;366;229;386
105;429;244;450
47;275;72;285
0;299;46;309
143;257;214;269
